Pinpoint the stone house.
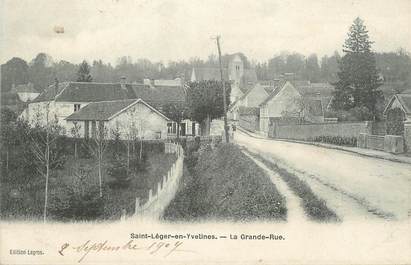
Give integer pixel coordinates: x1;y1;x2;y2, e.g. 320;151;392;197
65;99;170;139
259;81;328;134
19;78;196;137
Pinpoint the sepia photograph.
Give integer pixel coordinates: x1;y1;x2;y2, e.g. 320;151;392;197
0;0;410;264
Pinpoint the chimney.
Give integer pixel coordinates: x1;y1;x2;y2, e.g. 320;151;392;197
120;76;127;89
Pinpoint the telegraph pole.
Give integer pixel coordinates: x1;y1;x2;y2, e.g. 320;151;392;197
215;36;229;143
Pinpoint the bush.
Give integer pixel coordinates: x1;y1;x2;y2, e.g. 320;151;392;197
326;106;373;121
107;161;132;189
312;135;357;147
49;184;105;221
386;108;405;135
49;167;105;221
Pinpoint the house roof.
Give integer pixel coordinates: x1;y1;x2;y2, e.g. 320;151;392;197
65;98;170;121
15;83;38;93
384;93;411;115
258;80;288;107
128;84;186;110
293;82;334;97
32;82;186;108
191;67;229;81
238;106;259;115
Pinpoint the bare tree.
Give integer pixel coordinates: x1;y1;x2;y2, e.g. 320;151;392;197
70;122;82;161
84;123;109;197
136;117;149;160
29;102;65;223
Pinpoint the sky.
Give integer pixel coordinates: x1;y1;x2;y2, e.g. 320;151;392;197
1;0;410;65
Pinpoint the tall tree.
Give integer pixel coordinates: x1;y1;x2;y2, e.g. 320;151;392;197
186;80;231;136
304;54;320;82
1;57;29;92
76;60;93;82
53;60;77;82
29;53;54;91
332;17;382;119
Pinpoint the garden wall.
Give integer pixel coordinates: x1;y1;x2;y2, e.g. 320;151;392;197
358;133;404;154
269;121;372;140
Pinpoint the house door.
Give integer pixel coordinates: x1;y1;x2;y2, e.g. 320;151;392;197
192;123;196;136
180;123;186;136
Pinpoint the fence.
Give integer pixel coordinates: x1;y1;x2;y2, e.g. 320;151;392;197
358;133;404;154
121;143;184;221
269;121;372;140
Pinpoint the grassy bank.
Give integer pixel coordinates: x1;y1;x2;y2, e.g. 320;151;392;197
1;151;176;221
163;143;287;222
243;150;339;222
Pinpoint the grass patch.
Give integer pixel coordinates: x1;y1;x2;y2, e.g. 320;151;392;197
1;152;176;221
163;143;287;222
243;149;339;222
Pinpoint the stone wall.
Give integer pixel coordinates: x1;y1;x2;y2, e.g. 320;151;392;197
270;121;372;140
358;133;404;154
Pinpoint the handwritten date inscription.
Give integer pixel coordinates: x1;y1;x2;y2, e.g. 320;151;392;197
59;240;189;263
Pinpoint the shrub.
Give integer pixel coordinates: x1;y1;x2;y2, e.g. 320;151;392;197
312;135;357;147
107;160;132;189
386;108;405;135
49;171;105;221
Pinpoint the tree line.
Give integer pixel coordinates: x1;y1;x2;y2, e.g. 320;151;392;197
2;48;410;93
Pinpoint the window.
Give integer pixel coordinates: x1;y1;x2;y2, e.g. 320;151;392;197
74;104;81;112
167;123;173;134
91;121;97;138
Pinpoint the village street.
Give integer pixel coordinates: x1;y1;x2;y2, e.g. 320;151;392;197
234;130;411;222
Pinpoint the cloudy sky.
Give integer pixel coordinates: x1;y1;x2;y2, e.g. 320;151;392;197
1;0;410;65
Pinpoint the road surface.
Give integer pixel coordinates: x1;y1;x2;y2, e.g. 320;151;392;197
234;130;411;221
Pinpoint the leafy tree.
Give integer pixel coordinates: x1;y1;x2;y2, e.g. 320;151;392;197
53;60;77;82
28;53;54;91
186;80;231;136
304;54;320;82
162;102;188;139
332;17;383;120
1;57;29;92
76;60;93;82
